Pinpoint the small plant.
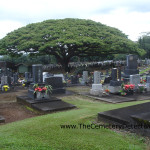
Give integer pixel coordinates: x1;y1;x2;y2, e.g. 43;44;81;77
120;91;127;96
138;84;145;93
2;85;10;92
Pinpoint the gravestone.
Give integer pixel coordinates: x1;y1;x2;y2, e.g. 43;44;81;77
32;64;43;83
94;71;101;84
25;72;30;80
105;69;109;76
71;75;79;84
54;74;65;82
117;67;121;81
28;64;48;100
124;55;139;78
130;74;140;89
43;72;53;82
108;68;122;93
146;76;150;92
1;76;11;86
24;72;33;87
82;71;88;85
13;73;18;84
45;77;65;94
90;71;103;96
104;76;112;84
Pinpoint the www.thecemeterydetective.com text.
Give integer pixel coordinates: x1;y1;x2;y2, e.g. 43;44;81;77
60;123;150;130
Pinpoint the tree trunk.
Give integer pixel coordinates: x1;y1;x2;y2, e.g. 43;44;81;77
63;60;70;72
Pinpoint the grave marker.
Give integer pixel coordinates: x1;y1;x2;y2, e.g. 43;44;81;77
124;55;139;78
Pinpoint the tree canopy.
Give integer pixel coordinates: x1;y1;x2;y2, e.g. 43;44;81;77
138;32;150;58
0;18;146;71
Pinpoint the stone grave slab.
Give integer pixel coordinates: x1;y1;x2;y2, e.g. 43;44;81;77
80;92;150;103
131;112;150;125
32;101;75;112
17;96;76;113
0;115;5;123
98;102;150;125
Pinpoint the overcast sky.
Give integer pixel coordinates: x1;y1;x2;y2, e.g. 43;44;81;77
0;0;150;41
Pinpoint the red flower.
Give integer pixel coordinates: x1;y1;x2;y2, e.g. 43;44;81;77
124;84;130;90
42;87;47;91
130;84;135;89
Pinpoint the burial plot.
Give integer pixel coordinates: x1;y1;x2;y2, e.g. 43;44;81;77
17;64;75;113
98;102;150;136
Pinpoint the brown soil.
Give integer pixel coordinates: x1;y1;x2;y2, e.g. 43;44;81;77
0;87;40;125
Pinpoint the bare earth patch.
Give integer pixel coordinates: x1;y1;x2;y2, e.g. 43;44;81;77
0;87;40;124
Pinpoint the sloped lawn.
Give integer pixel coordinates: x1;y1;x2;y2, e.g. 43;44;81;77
0;94;150;150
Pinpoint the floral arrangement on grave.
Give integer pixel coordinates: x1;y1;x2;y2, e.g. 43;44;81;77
33;84;52;94
22;83;25;87
137;84;145;93
120;83;135;96
2;85;10;92
105;89;110;93
103;88;110;95
140;79;146;83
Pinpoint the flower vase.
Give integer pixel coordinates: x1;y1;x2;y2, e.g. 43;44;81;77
36;92;50;100
4;88;8;92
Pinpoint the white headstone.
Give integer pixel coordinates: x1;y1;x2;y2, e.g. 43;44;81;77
130;74;140;88
83;71;88;83
94;71;101;84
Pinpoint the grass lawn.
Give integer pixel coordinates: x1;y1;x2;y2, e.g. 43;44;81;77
139;66;150;74
0;92;150;149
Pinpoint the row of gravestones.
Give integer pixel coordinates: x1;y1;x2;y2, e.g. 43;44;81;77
0;73;19;91
89;54;150;96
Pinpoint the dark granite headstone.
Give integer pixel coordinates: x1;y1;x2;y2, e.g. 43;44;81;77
25;72;30;80
104;76;112;84
124;55;139;78
13;73;18;84
45;77;65;94
32;64;43;83
146;76;150;83
71;75;79;84
110;68;122;86
111;68;117;81
28;64;44;99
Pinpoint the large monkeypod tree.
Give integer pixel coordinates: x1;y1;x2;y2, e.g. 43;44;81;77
0;18;145;72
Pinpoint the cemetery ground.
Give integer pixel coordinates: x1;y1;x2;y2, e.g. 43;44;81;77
1;86;150;149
